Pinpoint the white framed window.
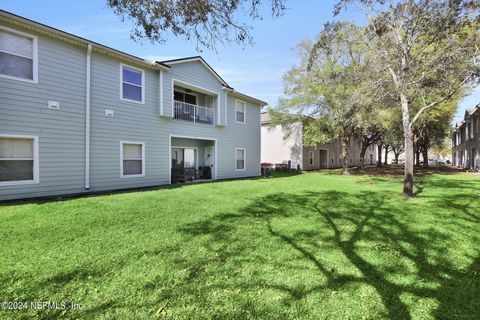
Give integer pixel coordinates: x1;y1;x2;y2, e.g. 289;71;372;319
0;135;39;186
120;141;145;178
0;26;38;83
120;64;144;104
235;148;246;171
235;100;246;123
309;150;314;165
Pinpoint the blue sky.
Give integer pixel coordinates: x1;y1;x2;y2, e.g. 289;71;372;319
2;0;477;124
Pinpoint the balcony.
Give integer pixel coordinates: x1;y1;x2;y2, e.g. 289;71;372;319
173;100;215;125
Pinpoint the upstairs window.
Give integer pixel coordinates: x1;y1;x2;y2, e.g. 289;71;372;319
235;100;245;123
121;142;145;177
121;64;144;103
0;136;38;185
235;148;245;170
0;27;37;83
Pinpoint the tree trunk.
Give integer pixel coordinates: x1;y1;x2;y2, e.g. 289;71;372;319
422;134;429;168
422;147;428;168
341;135;350;175
394;152;399;164
377;142;383;167
401;92;414;197
415;150;421;166
359;141;368;169
384;145;389;165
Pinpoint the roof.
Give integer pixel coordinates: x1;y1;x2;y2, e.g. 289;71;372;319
464;103;480;120
160;56;232;88
227;89;268;107
0;9;170;70
261;112;271;124
453;102;479;131
160;56;268;106
0;10;267;107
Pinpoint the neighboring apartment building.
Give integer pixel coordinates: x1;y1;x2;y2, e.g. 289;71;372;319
261;113;378;170
451;103;480;169
0;10;266;201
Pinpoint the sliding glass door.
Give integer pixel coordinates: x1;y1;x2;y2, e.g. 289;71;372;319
172;148;197;169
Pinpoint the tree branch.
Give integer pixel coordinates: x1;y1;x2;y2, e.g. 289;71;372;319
409;74;472;127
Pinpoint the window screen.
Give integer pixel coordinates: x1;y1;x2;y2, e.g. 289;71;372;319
122;143;143;175
0;29;34;80
0;138;34;182
236;148;245;170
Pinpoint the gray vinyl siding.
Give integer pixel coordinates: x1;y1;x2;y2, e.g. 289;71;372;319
88;59;260;193
162;61;227;125
0;21;86;200
88;53;167;191
0;20;261;200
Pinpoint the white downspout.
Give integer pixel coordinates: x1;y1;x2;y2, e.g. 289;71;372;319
224;91;228;126
159;70;163;116
85;44;92;190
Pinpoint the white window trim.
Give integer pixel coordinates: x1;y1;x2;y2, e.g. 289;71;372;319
235;147;246;171
0;26;38;84
120;141;145;178
120;63;145;104
235;99;246;124
309;150;314;165
0;134;39;186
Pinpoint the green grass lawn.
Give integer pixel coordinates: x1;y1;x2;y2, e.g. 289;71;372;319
0;171;479;319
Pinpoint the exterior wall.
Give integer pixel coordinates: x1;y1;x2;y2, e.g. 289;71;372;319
452;111;480;169
162;61;227;126
259;114;378;171
302;137;377;170
261;122;303;169
0;21;87;200
0;21;261;200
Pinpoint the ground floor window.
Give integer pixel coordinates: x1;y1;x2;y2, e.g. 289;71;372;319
0;135;38;185
121;141;145;177
309;150;314;165
236;148;246;170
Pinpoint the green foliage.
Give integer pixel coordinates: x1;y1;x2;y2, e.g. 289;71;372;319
276;22;377;145
1;172;479;319
107;0;287;50
413;95;460;152
335;0;480;194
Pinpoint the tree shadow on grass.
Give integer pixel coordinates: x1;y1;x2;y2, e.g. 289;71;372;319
175;187;480;319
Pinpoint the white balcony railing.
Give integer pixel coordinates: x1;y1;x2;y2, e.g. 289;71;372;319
173;101;215;125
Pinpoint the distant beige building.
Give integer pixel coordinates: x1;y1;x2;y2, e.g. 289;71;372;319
261;113;378;170
452;104;480;169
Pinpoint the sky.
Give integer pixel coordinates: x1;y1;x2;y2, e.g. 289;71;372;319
1;0;478;125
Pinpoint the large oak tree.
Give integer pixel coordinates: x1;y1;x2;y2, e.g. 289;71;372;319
335;0;480;196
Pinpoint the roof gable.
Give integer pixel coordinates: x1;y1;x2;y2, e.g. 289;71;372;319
159;56;231;88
